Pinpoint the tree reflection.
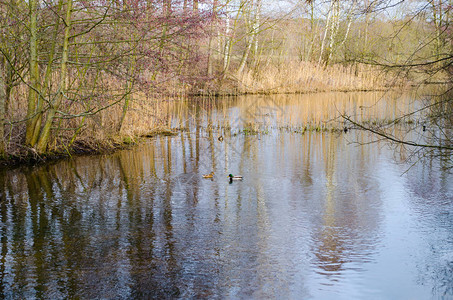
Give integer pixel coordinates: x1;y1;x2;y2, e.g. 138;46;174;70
311;132;382;279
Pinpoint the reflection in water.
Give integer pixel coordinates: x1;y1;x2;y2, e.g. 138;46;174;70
0;92;452;299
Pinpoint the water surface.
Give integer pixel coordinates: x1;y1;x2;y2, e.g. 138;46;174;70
0;92;452;299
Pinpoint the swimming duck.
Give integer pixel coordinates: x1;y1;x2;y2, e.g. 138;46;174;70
202;172;214;178
218;135;224;142
228;174;243;180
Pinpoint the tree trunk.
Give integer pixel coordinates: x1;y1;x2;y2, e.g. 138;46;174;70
237;0;261;75
207;0;218;76
222;14;232;76
221;0;246;79
306;1;317;62
339;2;355;57
0;57;6;156
118;57;136;133
29;0;63;147
36;0;73;153
4;63;11;115
432;0;443;59
326;0;340;65
237;37;253;75
253;0;261;60
318;1;332;66
153;0;171;80
25;0;39;146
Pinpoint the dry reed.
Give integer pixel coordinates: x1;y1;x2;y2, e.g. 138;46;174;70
212;61;400;95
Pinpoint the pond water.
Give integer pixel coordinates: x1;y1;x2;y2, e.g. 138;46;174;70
0;92;452;299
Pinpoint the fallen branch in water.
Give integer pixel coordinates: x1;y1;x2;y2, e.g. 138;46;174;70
342;114;453;151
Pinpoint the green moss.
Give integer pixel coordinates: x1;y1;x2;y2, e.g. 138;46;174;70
123;136;135;144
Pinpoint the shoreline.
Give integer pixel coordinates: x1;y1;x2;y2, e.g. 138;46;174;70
0;128;181;169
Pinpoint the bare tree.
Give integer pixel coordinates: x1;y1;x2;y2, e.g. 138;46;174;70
342;0;453;165
0;0;211;157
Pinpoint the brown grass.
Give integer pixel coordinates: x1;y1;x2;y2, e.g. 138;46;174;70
209;61;401;95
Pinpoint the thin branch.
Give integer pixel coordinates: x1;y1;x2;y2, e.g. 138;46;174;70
342;115;453;150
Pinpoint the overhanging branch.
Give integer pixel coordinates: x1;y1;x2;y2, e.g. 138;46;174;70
342;115;453;150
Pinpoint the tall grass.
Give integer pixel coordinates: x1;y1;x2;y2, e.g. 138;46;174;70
231;61;396;94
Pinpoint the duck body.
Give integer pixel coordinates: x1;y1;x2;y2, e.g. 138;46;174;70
228;174;243;180
203;172;214;178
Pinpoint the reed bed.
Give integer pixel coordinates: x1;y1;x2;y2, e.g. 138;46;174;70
232;62;394;94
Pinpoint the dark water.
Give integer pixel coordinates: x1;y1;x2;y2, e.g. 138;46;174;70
1;92;452;299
